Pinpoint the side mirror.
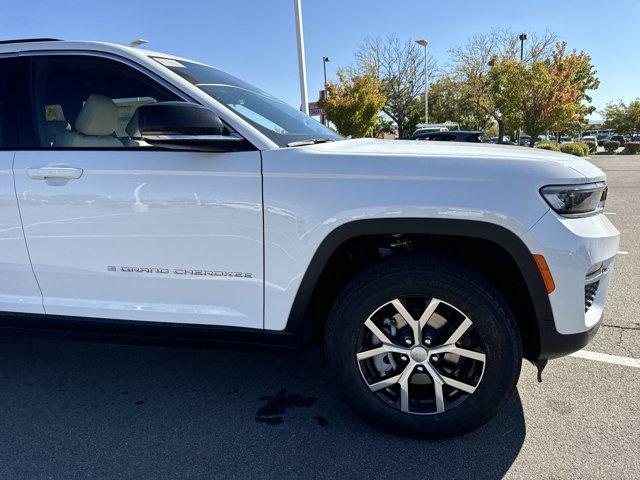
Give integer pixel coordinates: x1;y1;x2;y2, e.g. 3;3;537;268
127;102;243;152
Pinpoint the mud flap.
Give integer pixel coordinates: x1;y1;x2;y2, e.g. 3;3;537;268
534;359;548;382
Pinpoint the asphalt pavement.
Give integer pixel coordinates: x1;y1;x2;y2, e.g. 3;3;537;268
0;155;638;480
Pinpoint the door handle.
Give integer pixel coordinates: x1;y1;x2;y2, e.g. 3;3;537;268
26;166;84;180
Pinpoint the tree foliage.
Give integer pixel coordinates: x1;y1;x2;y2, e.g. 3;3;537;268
603;99;640;135
371;115;395;138
449;28;559;140
427;76;493;130
488;42;598;145
355;34;437;138
319;68;387;138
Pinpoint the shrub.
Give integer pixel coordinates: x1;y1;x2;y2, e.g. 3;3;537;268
560;142;587;157
575;142;590;157
535;141;560;152
603;140;620;153
585;141;597;154
622;142;640;155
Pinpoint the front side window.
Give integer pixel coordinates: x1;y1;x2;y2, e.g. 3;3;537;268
154;57;342;147
31;56;182;148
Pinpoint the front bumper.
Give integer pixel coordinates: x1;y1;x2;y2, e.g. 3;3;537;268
537;318;600;359
524;210;620;359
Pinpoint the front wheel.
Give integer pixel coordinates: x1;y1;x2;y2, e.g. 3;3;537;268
324;255;522;438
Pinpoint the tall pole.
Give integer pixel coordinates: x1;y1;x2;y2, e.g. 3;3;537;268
293;0;309;114
518;33;527;145
416;39;429;124
322;56;330;126
424;43;429;124
519;33;527;61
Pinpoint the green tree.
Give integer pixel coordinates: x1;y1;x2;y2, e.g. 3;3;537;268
449;28;558;141
488;43;599;146
372;115;395;138
319;68;387;138
428;76;493;130
603;99;640;135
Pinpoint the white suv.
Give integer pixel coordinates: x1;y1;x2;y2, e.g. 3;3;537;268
0;39;619;438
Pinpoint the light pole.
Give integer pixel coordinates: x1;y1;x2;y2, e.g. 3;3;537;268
293;0;309;114
518;33;527;61
322;56;330;90
416;39;429;124
517;33;527;145
322;56;330;126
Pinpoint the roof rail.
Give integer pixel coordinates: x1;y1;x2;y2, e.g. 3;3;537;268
0;38;62;45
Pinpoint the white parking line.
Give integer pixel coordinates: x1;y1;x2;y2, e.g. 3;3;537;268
618;251;629;255
569;350;640;369
604;212;616;215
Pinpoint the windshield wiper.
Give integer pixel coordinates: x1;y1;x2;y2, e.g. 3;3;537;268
287;138;335;147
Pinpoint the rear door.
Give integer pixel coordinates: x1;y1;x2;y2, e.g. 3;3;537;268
0;55;44;314
13;53;263;328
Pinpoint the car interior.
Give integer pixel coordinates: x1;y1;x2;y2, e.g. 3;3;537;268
33;56;179;148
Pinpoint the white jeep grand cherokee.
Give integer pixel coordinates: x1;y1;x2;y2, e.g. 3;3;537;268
0;39;619;437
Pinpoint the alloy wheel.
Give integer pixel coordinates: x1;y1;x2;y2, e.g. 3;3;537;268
356;296;486;415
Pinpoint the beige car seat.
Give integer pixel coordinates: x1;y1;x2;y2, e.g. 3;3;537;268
56;94;124;147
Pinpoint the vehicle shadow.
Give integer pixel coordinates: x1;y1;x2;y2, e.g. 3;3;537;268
0;335;525;479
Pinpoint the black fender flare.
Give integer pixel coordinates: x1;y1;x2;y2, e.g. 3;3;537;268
284;218;554;351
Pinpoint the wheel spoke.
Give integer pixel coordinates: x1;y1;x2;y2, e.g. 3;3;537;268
368;373;403;392
391;299;420;343
441;374;477;394
450;347;486;363
424;363;446;413
364;319;393;345
418;298;441;331
397;363;415;412
444;317;473;345
356;344;407;361
433;379;445;413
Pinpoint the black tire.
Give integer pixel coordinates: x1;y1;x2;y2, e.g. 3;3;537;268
324;254;522;438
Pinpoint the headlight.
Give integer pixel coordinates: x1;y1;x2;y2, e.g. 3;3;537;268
540;182;607;217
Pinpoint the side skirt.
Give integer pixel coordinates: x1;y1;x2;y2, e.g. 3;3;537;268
0;312;303;352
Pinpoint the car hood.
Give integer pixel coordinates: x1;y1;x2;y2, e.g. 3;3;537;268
305;138;605;182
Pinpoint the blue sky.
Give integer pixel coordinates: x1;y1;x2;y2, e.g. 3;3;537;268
2;0;639;121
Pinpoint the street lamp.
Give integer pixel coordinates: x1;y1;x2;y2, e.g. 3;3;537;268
321;56;331;126
293;0;309;114
517;33;527;145
518;33;527;61
416;39;429;124
322;56;330;90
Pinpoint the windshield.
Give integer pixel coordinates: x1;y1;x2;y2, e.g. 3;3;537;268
153;57;342;147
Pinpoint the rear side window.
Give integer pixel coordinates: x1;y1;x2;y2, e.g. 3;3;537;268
0;57;19;149
30;56;182;148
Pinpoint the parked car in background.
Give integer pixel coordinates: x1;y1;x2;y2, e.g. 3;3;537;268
518;135;531;146
489;135;512;144
581;135;598;145
610;134;626;145
411;130;484;142
412;122;460;137
597;134;611;146
560;136;573;144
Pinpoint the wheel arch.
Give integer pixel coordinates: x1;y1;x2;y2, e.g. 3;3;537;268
284;218;554;360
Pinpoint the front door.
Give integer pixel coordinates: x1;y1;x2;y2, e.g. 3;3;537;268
13;54;263;328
